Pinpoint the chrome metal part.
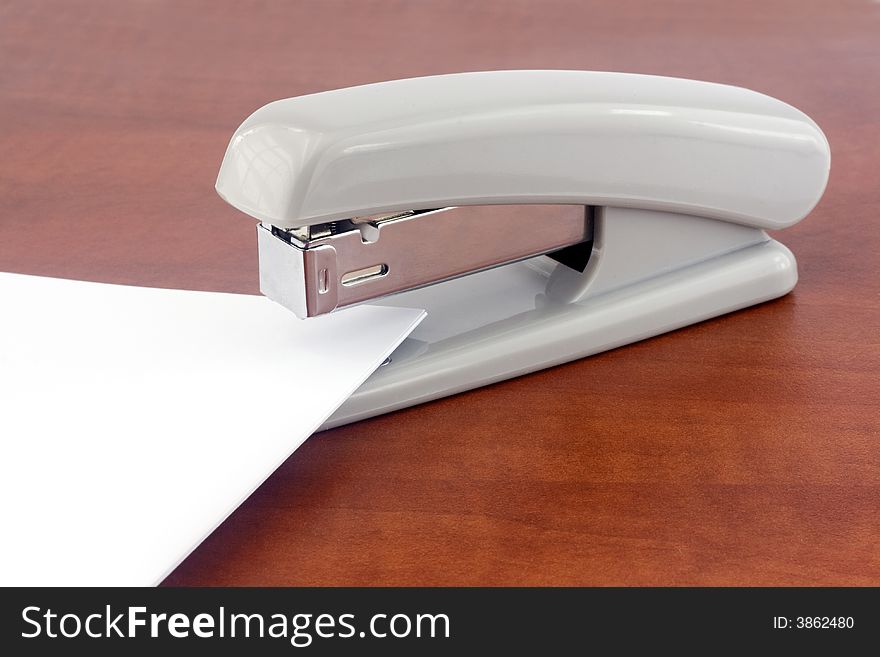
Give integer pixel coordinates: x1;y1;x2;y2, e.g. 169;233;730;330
258;205;592;317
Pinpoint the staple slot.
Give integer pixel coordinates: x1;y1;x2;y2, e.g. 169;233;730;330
341;264;389;286
317;268;330;294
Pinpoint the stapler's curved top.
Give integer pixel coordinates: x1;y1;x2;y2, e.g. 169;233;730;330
216;70;830;230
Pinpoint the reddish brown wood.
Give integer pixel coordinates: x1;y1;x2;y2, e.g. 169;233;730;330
1;0;877;586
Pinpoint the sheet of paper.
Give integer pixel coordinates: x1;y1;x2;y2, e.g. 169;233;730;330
0;273;425;586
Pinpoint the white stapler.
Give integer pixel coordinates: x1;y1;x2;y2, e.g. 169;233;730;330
216;70;830;428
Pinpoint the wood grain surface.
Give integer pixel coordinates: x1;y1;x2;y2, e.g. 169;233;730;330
1;0;877;586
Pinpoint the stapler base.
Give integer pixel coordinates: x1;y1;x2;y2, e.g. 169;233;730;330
320;227;797;430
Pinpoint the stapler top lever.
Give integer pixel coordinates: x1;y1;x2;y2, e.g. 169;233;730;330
216;70;829;319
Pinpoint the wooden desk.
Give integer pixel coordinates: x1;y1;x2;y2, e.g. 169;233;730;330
2;0;877;586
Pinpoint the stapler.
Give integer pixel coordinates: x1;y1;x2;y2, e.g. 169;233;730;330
216;70;830;428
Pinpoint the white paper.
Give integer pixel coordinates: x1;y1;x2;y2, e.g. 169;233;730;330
0;273;425;586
